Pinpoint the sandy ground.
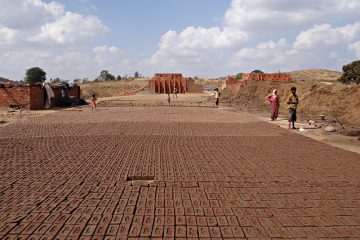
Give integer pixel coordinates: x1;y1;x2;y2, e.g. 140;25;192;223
1;93;359;154
247;113;360;154
0;108;56;126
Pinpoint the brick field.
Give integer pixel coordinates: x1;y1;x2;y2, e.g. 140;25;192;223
0;104;360;239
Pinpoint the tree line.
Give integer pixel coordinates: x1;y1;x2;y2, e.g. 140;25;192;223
23;61;360;84
24;67;143;84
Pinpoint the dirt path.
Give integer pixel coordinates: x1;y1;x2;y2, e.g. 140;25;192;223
223;107;360;155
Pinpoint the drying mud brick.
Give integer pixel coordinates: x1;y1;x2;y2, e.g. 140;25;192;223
0;101;359;238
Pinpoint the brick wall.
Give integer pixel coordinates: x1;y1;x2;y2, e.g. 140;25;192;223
30;85;45;110
0;84;45;110
0;84;81;110
222;76;246;92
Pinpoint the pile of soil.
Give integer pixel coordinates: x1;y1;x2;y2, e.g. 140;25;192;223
289;69;342;82
222;79;360;127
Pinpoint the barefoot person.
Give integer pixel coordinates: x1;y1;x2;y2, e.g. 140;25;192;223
167;93;171;106
266;89;280;121
214;88;220;108
91;94;97;110
286;87;299;129
173;87;178;98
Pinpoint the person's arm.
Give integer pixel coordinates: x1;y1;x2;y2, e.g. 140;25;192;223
286;95;292;104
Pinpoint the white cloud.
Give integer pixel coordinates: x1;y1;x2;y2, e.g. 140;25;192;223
171;26;248;50
0;0;107;46
144;26;248;75
30;12;108;44
0;0;64;29
0;26;20;45
231;39;290;71
293;23;360;51
140;0;360;77
224;0;360;31
0;46;131;80
92;46;132;73
1;0;359;80
228;21;360;72
349;41;360;58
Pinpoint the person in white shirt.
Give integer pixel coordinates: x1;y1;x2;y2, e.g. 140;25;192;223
214;88;220;107
173;87;178;98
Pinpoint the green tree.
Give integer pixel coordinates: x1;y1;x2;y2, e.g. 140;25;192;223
251;69;264;74
236;73;243;79
116;75;122;80
134;71;139;78
338;60;360;84
25;67;46;83
107;74;115;81
100;70;108;79
100;70;115;81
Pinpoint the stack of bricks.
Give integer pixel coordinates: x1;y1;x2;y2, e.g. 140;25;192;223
223;73;292;92
148;74;188;94
222;76;247;92
0;84;45;110
242;73;292;82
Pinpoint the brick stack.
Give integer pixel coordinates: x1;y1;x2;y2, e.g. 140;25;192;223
242;73;292;82
148;74;188;94
224;73;292;92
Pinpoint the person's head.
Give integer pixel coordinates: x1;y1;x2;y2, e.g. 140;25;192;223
92;94;95;98
290;87;296;94
273;89;277;95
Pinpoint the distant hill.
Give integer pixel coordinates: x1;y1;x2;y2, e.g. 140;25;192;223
0;77;13;83
288;69;342;82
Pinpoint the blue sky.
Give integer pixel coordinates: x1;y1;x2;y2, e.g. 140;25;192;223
0;0;359;80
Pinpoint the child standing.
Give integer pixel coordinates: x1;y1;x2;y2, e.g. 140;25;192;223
214;88;220;108
167;93;171;106
286;87;299;129
173;87;178;98
91;94;97;110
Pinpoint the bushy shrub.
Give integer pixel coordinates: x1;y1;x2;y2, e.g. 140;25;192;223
236;73;243;79
338;60;360;84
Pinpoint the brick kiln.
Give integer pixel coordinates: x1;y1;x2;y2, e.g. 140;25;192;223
148;73;188;94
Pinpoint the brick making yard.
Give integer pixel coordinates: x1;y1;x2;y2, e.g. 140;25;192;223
0;100;360;239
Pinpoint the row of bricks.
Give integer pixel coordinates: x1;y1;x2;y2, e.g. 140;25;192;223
2;224;360;239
